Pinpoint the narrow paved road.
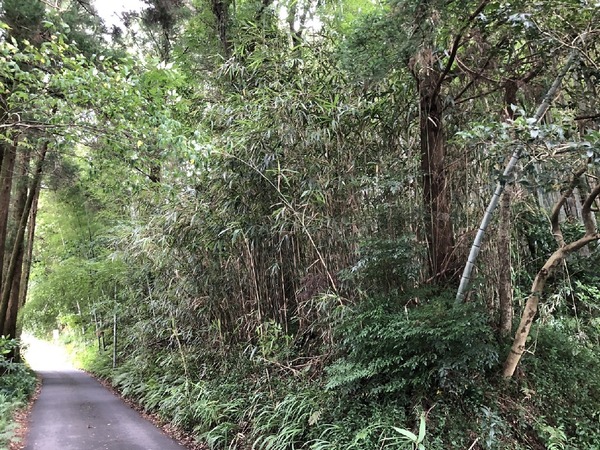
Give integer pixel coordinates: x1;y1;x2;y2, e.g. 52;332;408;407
23;336;187;450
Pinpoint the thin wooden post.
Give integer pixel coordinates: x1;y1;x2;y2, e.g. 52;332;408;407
112;313;117;369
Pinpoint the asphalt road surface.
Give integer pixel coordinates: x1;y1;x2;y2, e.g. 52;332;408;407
23;336;187;450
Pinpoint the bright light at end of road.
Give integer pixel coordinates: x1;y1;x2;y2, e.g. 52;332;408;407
22;333;75;372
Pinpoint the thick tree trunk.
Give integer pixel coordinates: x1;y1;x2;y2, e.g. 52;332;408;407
496;82;517;336
211;0;230;56
3;147;29;338
498;189;512;337
0;142;47;334
4;240;24;339
0;140;17;286
418;57;455;282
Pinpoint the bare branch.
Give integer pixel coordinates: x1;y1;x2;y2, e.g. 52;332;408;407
550;165;586;247
454;85;503;105
433;0;491;99
39;0;59;8
582;182;600;235
563;233;600;254
452;54;498;103
575;112;600;121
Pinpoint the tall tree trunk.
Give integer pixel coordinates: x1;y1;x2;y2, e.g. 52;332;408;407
411;0;492;282
18;185;41;309
0;142;48;335
418;55;455;282
4;147;31;339
496;81;518;336
211;0;230;56
497;189;512;337
0;139;17;287
4;239;24;340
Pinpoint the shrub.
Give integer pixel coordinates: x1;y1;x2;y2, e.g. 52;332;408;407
0;337;37;448
326;290;499;401
521;324;600;448
343;237;423;295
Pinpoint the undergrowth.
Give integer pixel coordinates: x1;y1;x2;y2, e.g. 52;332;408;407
67;288;600;450
0;337;37;449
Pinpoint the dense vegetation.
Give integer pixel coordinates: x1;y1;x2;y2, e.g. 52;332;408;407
0;337;37;448
1;0;599;448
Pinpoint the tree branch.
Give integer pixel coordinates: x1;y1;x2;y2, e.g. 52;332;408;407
433;0;491;99
452;53;498;103
550;165;587;247
582;182;600;236
575;112;600;121
563;233;600;254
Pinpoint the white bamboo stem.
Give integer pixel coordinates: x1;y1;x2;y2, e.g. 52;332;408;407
455;50;578;303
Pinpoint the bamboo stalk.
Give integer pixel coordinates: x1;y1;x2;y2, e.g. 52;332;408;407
455;50;578;304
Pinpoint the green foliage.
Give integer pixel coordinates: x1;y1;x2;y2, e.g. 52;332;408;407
520;325;600;448
11;1;600;450
0;395;20;449
535;423;569;450
79;336;430;450
326;291;499;400
513;206;557;266
0;338;37;448
0;0;46;42
255;320;293;361
0;338;36;403
391;412;426;450
251;390;320;450
343;236;423;294
337;7;409;81
21;186;129;338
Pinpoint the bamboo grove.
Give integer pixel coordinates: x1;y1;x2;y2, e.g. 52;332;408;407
2;0;600;448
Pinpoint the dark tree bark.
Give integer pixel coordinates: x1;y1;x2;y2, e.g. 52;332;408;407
4;238;24;339
18;185;41;309
0;142;47;336
411;0;491;283
497;189;512;337
3;147;32;339
0;139;17;287
418;61;456;282
211;0;230;56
